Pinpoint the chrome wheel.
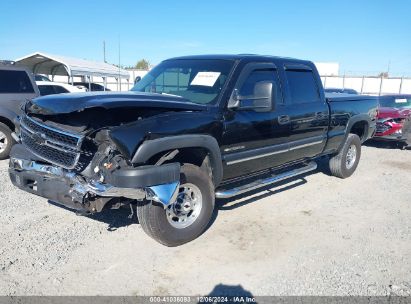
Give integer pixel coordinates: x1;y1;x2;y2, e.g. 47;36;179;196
166;183;203;229
0;130;8;154
346;144;357;169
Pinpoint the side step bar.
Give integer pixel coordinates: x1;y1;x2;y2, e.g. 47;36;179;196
215;161;317;199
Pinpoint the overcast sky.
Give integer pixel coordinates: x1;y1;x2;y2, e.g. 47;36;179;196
1;0;410;76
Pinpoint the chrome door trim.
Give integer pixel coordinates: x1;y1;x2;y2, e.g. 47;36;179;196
224;135;325;165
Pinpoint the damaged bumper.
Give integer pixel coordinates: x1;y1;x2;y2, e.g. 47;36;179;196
9;156;180;213
374;118;408;142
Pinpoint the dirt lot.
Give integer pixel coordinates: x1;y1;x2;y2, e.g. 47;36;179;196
0;142;410;296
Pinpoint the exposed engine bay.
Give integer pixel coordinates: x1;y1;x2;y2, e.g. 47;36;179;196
7;92;205;214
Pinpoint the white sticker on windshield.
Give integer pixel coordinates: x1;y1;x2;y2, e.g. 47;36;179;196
395;98;407;103
190;72;221;87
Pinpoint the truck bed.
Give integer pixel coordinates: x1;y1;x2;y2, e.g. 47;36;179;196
325;93;378;102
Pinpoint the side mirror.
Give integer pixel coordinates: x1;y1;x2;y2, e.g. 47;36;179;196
228;81;273;112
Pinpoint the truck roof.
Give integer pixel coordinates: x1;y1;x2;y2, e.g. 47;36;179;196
166;54;311;64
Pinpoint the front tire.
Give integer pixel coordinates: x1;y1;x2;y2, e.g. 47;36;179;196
329;133;361;178
0;123;14;160
137;164;215;247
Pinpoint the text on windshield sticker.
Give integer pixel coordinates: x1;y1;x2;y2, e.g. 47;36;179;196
190;72;221;87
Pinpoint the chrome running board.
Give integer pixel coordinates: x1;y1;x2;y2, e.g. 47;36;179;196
215;161;317;199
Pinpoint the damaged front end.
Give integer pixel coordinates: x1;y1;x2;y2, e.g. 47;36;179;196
375;117;407;140
9;112;181;213
375;106;411;144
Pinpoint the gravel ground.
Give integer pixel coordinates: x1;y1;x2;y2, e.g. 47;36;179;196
0;142;410;296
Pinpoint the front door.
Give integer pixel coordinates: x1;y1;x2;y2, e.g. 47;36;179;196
221;62;290;181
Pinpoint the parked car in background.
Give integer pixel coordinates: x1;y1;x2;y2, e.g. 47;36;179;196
0;62;39;159
73;82;111;91
324;88;359;95
34;74;51;82
10;54;377;246
374;95;411;148
36;81;86;96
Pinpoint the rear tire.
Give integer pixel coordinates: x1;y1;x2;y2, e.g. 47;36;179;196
329;134;361;179
137;164;215;247
0;123;14;160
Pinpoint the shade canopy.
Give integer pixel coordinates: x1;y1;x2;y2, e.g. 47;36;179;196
15;52;129;79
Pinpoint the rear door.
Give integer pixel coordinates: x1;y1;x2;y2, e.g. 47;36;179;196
281;63;329;160
222;62;291;180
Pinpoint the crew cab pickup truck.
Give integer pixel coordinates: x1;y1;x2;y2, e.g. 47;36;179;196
9;55;377;246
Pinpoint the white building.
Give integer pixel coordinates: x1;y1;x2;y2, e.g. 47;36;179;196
314;62;339;76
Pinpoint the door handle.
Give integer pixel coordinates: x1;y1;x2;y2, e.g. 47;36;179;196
278;115;290;125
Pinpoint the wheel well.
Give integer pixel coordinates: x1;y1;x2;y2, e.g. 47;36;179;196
350;121;368;141
147;147;214;183
0;116;15;131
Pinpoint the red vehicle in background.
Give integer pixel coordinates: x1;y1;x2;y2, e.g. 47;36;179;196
375;95;411;148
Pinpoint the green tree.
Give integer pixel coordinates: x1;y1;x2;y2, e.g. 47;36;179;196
135;59;150;70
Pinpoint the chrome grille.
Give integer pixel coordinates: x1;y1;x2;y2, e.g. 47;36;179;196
20;115;84;169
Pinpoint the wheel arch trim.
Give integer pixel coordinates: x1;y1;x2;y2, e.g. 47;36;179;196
338;114;373;152
132;134;223;186
0;108;18;131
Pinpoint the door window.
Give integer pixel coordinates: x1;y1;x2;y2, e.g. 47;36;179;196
238;69;281;110
285;69;320;104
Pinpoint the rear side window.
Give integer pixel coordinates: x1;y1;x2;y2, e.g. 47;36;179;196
285;69;320;104
0;70;35;93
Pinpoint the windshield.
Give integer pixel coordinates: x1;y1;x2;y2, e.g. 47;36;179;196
35;74;51;82
131;59;234;105
379;96;411;109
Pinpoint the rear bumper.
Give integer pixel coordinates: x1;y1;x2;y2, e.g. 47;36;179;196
9;155;180;213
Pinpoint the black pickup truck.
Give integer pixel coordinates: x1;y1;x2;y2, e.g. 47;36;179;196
9;55;377;246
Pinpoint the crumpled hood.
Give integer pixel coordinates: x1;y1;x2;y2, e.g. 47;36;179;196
378;107;411;120
26;91;206;115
